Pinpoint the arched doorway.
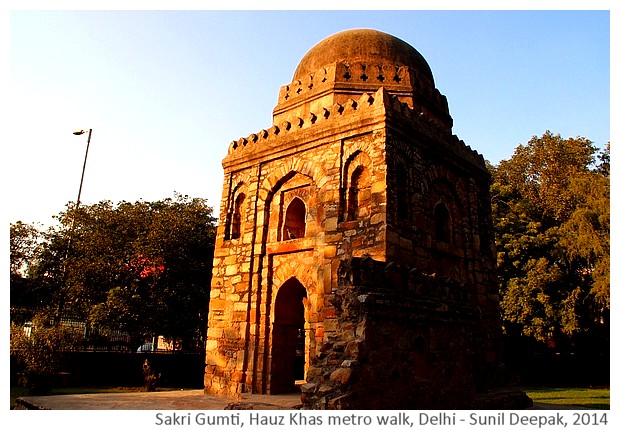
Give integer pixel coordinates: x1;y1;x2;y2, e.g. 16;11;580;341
270;278;307;394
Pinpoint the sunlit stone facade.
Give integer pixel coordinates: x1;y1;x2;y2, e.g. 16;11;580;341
204;29;517;409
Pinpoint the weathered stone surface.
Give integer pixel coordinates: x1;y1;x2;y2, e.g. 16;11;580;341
328;368;351;384
204;28;524;409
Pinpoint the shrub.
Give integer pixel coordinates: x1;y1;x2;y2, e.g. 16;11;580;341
10;313;83;394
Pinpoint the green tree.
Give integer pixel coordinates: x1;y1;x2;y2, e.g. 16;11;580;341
491;132;609;345
10;221;51;310
18;193;217;349
10;221;41;276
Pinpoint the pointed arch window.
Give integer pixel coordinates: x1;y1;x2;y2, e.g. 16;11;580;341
434;202;452;244
231;193;245;239
342;150;372;223
347;166;369;221
396;164;409;222
283;197;306;240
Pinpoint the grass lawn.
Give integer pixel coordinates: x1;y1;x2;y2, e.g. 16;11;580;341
523;387;610;409
10;386;30;409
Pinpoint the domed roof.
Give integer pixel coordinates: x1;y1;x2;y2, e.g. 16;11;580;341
293;28;434;84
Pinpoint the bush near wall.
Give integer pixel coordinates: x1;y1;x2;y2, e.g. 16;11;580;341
43;352;205;389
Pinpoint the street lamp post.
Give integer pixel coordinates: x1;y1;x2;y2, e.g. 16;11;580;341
72;128;92;210
57;128;92;323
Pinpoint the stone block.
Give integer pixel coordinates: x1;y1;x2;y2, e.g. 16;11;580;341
325;232;343;242
370;212;386;225
224;328;240;339
323;245;337;258
209;299;226;311
344;341;361;360
233;301;247;311
206;339;218;351
371;180;386;194
324;216;338;231
329;367;353;385
301;382;317;393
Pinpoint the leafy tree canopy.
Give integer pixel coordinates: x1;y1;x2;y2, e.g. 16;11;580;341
10;221;41;276
491;132;609;345
10;193;217;348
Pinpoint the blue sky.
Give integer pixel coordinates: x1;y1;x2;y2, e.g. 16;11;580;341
4;7;612;227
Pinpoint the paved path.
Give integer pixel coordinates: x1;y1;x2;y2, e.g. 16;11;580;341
15;390;589;411
15;389;302;410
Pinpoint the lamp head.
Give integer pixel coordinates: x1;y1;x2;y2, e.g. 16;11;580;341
73;130;87;135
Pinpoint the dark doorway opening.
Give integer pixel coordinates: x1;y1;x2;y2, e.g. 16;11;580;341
270;278;307;394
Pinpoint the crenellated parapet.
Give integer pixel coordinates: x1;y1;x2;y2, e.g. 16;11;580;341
276;64;336;105
277;63;424;105
383;91;486;170
226;89;381;156
226;86;485;170
274;61;451;129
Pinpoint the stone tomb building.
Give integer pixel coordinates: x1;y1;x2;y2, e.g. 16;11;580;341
205;29;520;409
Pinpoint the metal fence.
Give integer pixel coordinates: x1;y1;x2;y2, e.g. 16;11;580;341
11;308;202;354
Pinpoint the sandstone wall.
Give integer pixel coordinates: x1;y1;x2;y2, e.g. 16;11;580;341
205;91;390;396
